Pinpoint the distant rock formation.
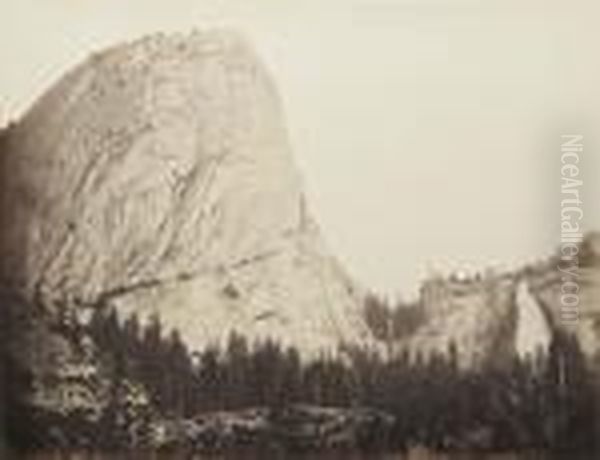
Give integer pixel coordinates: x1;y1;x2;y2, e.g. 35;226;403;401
396;233;600;369
398;271;518;369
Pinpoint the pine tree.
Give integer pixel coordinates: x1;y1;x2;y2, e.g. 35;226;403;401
164;329;193;416
224;332;251;409
197;346;223;411
139;313;166;409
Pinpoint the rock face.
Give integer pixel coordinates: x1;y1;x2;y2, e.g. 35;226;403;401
398;272;519;369
397;234;600;369
514;279;552;359
0;31;369;357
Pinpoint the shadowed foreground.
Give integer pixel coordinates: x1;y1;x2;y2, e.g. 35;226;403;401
14;450;577;460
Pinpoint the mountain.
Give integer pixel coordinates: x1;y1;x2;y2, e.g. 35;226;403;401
394;234;600;369
0;31;373;433
0;31;370;356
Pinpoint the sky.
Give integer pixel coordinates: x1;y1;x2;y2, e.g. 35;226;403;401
1;0;599;298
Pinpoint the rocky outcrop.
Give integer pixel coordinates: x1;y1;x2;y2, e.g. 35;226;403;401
149;405;394;452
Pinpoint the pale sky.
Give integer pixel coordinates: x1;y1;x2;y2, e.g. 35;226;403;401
1;0;599;298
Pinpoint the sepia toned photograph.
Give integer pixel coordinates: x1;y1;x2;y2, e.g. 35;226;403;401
0;1;599;459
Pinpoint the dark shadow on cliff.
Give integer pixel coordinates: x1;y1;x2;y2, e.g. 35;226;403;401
0;122;39;453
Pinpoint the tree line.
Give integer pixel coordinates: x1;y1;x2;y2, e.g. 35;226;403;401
90;309;360;416
89;307;600;452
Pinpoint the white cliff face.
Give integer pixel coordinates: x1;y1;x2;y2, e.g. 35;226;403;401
399;236;600;369
399;275;518;369
514;280;552;359
0;31;369;356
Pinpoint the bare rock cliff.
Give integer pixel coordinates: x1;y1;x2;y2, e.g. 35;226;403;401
0;31;370;397
396;234;600;369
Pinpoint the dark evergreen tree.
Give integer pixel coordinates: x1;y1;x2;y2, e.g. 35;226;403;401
164;329;193;416
196;346;223;412
223;332;251;409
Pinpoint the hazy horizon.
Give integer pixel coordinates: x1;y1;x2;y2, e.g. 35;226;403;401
2;0;599;298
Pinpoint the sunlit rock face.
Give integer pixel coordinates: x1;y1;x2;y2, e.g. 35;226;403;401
398;273;519;369
514;280;552;359
0;31;370;360
397;234;600;370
